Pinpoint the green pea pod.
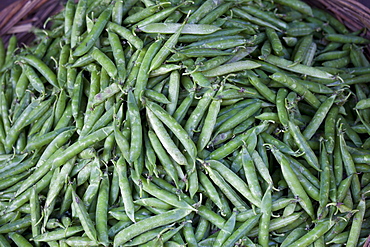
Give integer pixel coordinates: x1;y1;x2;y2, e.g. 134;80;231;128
269;145;315;219
291;219;335;246
145;100;197;161
19;54;58;89
113;208;193;246
73;4;113;57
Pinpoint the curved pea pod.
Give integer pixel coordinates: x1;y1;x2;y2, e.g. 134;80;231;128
0;234;10;247
4;99;51;153
8;232;33;247
144;89;171;104
127;90;142;163
274;0;313;16
269;146;315;219
240;5;288;30
91;48;117;79
338;127;361;195
20;95;55;130
202;165;249;211
107;31;126;84
355;98;370;110
18;54;58;89
123;2;169;24
232;8;281;32
223;214;261;247
147;108;187;166
62;236;100;247
51;126;113;170
113;208;193;246
113;157;135;224
270;72;321;109
72;5;112;57
205;159;261;207
69;0;88;48
209;121;270;160
241;146;262;200
325;33;370;44
92;82;121;107
197;99;221;152
135;175;194;211
203;60;261;77
21;64;45;94
0;215;31;233
263;55;334;80
302;94;336;140
134;3;184;28
291;219;335;246
258;186;273;247
213;211;236;247
149;64;182;78
346;196;366;247
187;0;224;24
107;22;143;50
137;23;221;34
32;226;84;242
322;56;351;68
289;120;321;172
125;225;174;246
152;25;187;68
71;187;98;243
216;101;261;136
145;100;197;160
285;25;315;37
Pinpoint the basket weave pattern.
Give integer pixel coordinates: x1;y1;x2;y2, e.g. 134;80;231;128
0;0;63;45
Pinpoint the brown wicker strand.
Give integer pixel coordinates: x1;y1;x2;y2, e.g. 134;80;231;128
0;0;63;45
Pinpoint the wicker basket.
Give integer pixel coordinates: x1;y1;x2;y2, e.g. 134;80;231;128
0;0;63;46
306;0;370;38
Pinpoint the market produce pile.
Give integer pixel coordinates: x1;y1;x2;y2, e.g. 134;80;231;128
1;0;370;246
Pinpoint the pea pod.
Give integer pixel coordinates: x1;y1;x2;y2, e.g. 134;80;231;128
269;145;315;219
138;23;221;34
72;4;113;57
113;208;193;246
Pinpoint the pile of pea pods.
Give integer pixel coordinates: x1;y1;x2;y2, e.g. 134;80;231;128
1;0;370;246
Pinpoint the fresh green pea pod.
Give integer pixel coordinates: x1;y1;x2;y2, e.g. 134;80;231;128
22;64;45;94
205;159;261;207
145;100;197;160
325;33;370;44
233;8;281;31
19;54;58;89
302;94;336;140
8;232;33;247
107;22;143;50
187;0;224;24
275;0;313;16
149;18;186;72
138;23;221;34
147;110;187;168
123;2;169;24
113;208;192;246
134;4;184;29
269;145;315;219
223;214;261;247
107;32;126;84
